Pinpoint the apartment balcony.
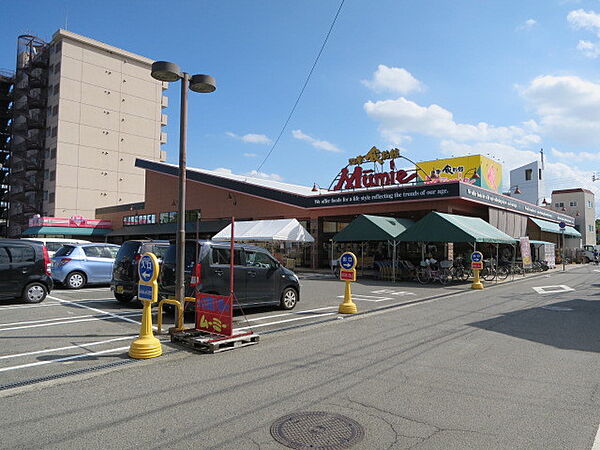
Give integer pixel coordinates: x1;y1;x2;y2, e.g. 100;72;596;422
28;68;47;88
27;109;45;129
30;52;49;68
27;88;47;109
26;129;44;149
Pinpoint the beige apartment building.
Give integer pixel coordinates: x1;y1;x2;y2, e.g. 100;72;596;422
8;30;168;236
551;188;596;247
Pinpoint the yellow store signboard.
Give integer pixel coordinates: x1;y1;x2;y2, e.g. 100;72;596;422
416;155;502;192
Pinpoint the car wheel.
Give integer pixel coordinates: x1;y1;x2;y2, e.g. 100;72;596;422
114;293;134;303
66;271;86;289
280;287;298;310
22;282;48;304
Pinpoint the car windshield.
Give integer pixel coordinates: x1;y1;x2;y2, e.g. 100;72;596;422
54;245;75;257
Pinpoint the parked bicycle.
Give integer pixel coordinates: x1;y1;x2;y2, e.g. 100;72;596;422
416;260;451;285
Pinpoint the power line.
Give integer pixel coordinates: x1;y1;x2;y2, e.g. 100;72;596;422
256;0;346;172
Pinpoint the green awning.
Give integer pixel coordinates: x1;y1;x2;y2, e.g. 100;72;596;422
22;226;112;237
333;215;415;242
529;240;554;245
529;218;581;238
396;212;516;244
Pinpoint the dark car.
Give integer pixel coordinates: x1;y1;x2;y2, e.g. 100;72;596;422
0;239;53;303
111;240;170;303
158;240;300;310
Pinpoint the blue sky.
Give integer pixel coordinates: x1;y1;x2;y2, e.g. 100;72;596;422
1;0;600;207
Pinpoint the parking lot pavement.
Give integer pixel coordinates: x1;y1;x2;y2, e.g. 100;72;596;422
0;266;581;389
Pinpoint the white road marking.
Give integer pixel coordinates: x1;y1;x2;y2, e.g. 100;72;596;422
337;294;392;302
592;424;600;450
371;289;416;296
0;298;116;311
47;295;141;326
0;312;142;332
532;285;575;295
0;312;139;328
0;346;131;374
0;335;137;360
235;312;337;331
241;306;337;323
594;270;600;273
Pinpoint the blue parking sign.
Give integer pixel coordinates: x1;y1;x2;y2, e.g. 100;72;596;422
471;251;483;263
139;255;154;283
340;252;357;270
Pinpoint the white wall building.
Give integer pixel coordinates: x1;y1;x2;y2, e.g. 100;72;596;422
9;30;168;236
551;188;596;247
509;160;545;205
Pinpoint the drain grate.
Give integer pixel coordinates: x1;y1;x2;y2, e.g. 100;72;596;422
0;359;136;392
270;411;364;449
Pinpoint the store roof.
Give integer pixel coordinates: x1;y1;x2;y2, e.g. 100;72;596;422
22;226;112;237
107;220;229;237
213;218;314;242
529;218;582;238
396;212;516;244
333;215;415;242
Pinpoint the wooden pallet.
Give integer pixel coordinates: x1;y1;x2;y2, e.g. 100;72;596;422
170;330;259;354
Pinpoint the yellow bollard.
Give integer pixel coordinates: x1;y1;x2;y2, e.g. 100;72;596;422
129;300;162;359
471;268;484;290
338;280;358;314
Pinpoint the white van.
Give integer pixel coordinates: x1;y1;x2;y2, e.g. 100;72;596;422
21;238;92;257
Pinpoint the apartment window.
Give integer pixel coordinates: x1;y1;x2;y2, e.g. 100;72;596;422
44;169;49;180
47;105;52;118
53;41;62;54
53;84;59;96
538;168;542;180
589;225;594;232
45;149;50;159
53;63;60;74
43;190;48;201
50;148;56;159
51;127;57;138
46;128;52;138
50;170;55;181
525;169;532;181
48;192;55;203
588;200;593;208
52;105;58;116
570;201;577;207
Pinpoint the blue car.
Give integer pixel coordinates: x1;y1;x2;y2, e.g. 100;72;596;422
52;243;120;289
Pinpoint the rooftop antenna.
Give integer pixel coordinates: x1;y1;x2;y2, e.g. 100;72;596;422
540;148;544;170
64;5;68;30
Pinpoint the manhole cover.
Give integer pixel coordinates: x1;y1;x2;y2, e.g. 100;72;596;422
542;306;573;312
270;411;364;449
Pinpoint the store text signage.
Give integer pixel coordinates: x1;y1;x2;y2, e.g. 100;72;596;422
333;165;417;191
312;183;459;207
459;184;575;226
28;216;112;229
348;146;400;165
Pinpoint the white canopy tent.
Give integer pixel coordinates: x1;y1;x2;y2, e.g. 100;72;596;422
212;218;314;243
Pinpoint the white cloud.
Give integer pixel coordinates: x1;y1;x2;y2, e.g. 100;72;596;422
226;131;272;145
364;96;539;146
550;147;600;161
517;19;537;30
567;9;600;36
243;152;257;158
291;129;342;153
244;170;283;181
212;167;283;181
520;75;600;145
576;39;600;58
361;65;424;95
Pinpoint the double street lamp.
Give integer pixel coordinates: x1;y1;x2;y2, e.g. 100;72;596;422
151;61;216;328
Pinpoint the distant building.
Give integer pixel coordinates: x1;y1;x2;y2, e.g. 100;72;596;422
551;188;596;247
4;30;168;237
509;160;545;205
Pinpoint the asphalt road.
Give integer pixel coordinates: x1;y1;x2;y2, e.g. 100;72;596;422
1;265;600;449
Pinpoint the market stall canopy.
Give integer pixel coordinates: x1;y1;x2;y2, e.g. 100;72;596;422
529;218;581;238
396;211;516;244
212;218;314;242
333;215;415;242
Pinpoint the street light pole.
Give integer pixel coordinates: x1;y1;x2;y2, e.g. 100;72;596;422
175;73;189;328
150;61;216;330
